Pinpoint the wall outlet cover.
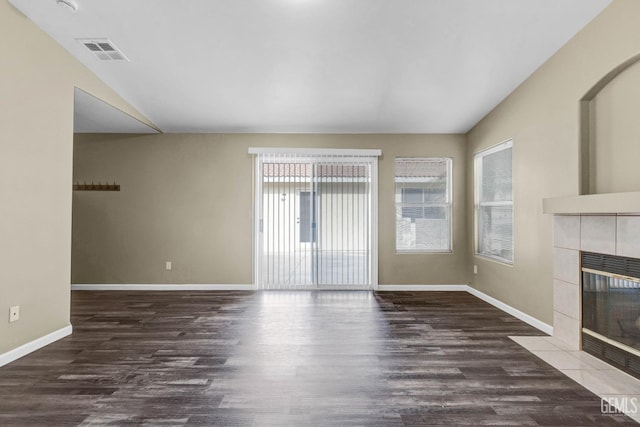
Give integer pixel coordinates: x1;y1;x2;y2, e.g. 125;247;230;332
9;306;19;323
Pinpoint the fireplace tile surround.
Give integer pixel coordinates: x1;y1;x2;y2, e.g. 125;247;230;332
534;195;640;418
552;214;640;350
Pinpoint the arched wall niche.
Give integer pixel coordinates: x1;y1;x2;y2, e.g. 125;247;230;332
580;53;640;195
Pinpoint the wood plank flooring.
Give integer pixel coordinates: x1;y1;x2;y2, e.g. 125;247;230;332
0;291;636;426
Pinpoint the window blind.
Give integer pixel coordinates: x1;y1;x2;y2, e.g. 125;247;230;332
250;149;379;289
475;140;513;263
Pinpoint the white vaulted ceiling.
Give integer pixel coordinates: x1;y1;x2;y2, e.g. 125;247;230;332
10;0;611;133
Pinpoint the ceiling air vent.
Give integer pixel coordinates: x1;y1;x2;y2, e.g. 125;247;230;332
76;39;129;61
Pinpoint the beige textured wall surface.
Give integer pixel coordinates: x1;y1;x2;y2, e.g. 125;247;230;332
0;1;155;355
466;0;640;325
592;59;640;194
72;133;469;286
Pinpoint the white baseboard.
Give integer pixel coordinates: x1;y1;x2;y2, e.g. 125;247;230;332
377;284;552;335
0;325;72;368
71;284;255;291
70;283;552;335
376;284;468;291
466;286;553;336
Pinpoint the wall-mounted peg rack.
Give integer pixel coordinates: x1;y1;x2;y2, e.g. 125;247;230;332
73;181;120;191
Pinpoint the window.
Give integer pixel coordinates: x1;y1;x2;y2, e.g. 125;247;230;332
474;140;513;264
395;157;452;252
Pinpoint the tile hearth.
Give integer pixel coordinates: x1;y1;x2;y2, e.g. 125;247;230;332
512;335;640;423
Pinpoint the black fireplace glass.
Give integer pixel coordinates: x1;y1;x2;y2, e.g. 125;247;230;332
582;271;640;350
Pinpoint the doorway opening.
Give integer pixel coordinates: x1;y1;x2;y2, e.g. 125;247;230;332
250;148;380;290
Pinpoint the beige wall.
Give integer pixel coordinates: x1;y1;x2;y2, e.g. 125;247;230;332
9;0;639;357
0;1;155;355
466;0;640;325
72;133;468;286
591;58;640;194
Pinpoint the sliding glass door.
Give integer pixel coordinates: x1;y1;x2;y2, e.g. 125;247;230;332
251;149;379;290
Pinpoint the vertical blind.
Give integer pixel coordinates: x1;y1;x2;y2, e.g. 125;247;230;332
475;140;513;263
251;149;379;290
395;158;452;252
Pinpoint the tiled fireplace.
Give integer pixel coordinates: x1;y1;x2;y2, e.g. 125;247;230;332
553;214;640;376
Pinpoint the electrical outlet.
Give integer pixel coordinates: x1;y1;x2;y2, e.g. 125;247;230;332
473;265;478;274
9;306;19;323
166;261;172;271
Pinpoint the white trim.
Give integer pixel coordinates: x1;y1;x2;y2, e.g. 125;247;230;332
473;138;513;158
71;284;255;291
466;286;553;335
253;154;262;291
263;177;371;183
377;284;468;291
377;284;552;335
394;157;453;254
474;138;514;265
396;250;453;254
371;157;379;290
0;325;72;367
248;147;382;156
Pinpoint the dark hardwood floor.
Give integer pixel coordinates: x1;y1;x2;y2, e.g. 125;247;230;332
0;291;635;426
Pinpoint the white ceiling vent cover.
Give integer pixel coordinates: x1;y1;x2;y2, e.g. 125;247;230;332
76;39;129;61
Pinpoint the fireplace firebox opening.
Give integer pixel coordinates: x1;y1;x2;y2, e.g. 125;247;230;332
582;252;640;379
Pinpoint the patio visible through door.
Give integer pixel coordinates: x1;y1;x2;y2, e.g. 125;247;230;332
250;148;380;290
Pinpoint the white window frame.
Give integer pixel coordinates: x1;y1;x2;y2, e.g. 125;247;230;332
474;139;514;265
394;157;453;254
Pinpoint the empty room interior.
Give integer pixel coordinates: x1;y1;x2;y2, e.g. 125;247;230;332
5;0;640;425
